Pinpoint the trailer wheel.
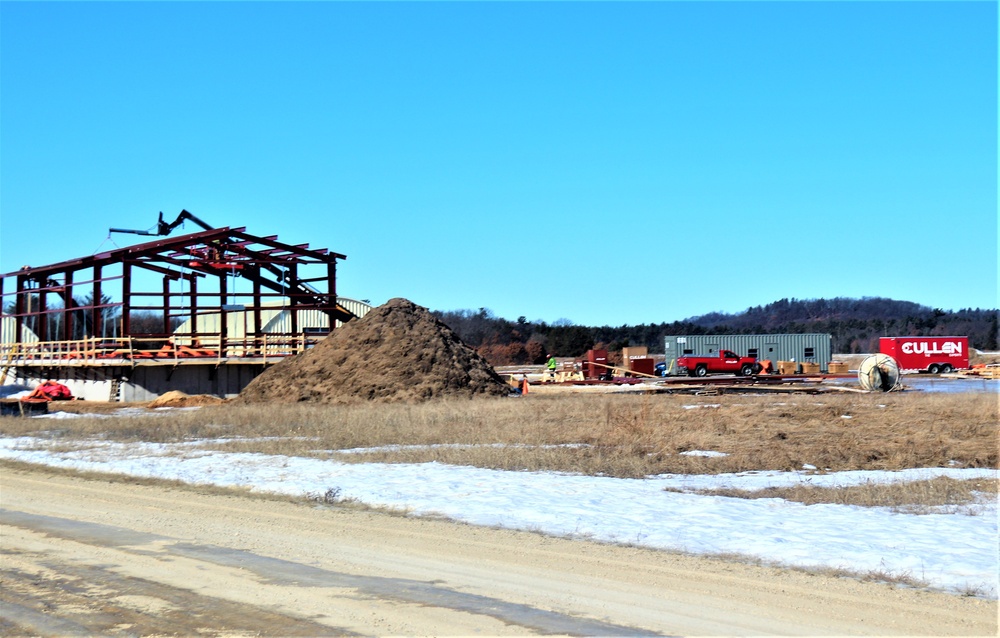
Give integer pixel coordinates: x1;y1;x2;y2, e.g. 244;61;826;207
695;365;708;377
740;364;754;376
928;364;940;374
940;364;952;374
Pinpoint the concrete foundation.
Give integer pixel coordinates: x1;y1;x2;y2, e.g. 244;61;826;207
2;362;269;402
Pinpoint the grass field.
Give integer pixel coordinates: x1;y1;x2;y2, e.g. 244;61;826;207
3;390;997;532
5;391;996;478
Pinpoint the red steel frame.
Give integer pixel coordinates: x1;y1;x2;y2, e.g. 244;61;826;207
1;226;351;359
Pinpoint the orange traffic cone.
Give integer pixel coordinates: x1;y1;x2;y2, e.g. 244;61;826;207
521;378;529;395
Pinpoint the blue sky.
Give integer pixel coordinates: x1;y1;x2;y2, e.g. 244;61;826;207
1;2;996;326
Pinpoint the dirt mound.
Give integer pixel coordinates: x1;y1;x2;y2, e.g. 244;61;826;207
237;298;511;405
148;391;226;408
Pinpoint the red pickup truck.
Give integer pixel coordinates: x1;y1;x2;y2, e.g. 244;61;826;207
677;350;759;377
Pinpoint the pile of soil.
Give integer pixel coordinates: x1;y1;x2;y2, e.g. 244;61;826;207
148;391;226;408
237;298;511;405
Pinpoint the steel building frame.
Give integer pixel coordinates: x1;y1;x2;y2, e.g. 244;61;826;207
1;226;352;362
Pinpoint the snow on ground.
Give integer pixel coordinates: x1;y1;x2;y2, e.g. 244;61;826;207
1;432;996;599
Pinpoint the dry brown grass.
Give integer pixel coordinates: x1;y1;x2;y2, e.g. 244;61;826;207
666;476;998;514
3;392;996;478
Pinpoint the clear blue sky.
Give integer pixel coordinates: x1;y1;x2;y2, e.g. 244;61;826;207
2;1;996;327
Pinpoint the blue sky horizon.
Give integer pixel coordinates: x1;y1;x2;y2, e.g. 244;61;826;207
2;2;996;326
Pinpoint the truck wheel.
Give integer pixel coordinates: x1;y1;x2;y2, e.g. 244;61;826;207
928;364;940;374
695;365;708;377
740;364;754;376
940;364;952;374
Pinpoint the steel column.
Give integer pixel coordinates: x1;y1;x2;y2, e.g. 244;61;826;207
92;265;103;339
63;271;74;341
122;262;131;337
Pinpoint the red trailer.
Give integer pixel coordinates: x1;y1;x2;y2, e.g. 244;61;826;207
879;336;969;374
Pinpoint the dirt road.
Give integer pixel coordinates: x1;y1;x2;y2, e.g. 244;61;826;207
1;465;995;636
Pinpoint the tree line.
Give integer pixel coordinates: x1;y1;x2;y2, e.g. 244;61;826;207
7;294;995;364
433;297;1000;366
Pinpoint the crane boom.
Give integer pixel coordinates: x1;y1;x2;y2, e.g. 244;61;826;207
109;210;213;236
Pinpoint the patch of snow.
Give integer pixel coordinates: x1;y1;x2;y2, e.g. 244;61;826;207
30;411;89;420
30;406;201;420
0;436;995;599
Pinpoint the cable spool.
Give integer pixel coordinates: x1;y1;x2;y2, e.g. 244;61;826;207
858;354;902;392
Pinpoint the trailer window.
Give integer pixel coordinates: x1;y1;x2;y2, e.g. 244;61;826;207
804;347;815;359
748;348;759;358
683;349;693;355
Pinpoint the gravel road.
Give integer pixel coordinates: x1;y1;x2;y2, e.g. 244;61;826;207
1;465;995;636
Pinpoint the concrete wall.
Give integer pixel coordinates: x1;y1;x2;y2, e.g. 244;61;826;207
3;363;269;402
3;365;120;402
122;364;266;402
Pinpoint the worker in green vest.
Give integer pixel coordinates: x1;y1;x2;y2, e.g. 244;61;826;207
546;354;558;373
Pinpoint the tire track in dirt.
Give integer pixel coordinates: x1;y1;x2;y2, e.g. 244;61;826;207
2;509;656;637
2;464;996;636
2;546;347;637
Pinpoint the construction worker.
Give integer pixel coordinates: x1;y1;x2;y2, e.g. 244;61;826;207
546;354;558;373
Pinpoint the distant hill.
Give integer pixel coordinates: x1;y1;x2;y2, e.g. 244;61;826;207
687;297;931;329
433;297;999;365
679;297;998;354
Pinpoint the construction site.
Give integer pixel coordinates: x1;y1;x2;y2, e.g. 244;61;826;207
2;218;997;636
1;211;373;403
2;211;997;411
